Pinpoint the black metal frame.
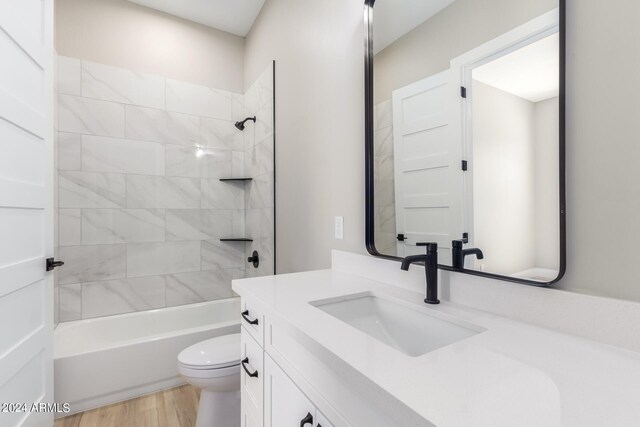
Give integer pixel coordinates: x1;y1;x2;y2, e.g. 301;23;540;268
364;0;566;287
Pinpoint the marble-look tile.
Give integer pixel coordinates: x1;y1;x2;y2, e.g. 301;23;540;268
200;117;243;151
125;105;199;146
231;93;244;120
374;99;393;130
59;171;126;208
166;270;234;307
166;79;233;120
246;136;273;177
59;284;81;321
126;176;200;209
58;132;81;170
165;145;235;179
57;56;81;96
202;240;245;270
232;151;244;177
166;209;243;241
58;244;126;285
82;60;165;109
82;276;166;318
58;94;125;137
246;173;274;209
374;179;395;207
59;209;81;246
258;65;274;109
254;102;273;144
375;231;398;256
374;126;393;156
201;179;245;209
81;135;165;175
375;206;396;234
127;241;201;277
244;82;259;117
82;209;165;244
245;208;274;239
374;154;394;182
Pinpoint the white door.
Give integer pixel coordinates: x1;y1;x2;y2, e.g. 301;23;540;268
0;1;55;427
392;70;463;263
264;356;316;427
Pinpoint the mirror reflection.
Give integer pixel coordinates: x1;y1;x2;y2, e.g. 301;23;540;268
372;0;562;282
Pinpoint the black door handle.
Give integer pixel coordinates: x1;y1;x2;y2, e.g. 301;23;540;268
46;258;64;271
241;310;259;325
241;357;258;378
300;412;313;427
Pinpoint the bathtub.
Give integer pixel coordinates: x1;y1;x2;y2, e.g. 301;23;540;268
54;298;240;416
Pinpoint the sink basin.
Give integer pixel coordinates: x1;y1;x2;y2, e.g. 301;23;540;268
310;293;483;357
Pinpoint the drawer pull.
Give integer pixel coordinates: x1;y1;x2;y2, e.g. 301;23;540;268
241;357;259;378
241;310;259;325
300;412;313;427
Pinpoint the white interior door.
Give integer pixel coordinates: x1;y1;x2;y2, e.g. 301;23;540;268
392;70;463;263
0;1;55;426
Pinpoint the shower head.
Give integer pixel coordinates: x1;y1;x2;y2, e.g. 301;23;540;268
234;116;256;131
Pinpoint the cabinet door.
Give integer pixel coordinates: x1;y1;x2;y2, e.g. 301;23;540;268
315;411;335;427
265;355;316;427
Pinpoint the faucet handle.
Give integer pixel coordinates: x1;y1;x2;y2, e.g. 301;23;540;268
416;242;438;253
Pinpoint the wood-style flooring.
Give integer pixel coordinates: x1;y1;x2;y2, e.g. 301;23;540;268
53;385;200;427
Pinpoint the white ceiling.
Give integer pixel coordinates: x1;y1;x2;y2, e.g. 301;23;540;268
472;33;560;103
126;0;266;37
373;0;455;54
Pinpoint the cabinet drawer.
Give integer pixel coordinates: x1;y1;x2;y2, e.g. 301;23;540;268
241;300;264;346
242;396;263;427
241;327;264;415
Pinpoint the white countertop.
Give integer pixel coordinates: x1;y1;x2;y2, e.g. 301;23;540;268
233;268;640;427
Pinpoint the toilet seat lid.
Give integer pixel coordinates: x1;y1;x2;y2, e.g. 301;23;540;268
178;333;241;370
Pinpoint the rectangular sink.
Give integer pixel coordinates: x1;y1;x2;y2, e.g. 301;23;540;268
310;293;483;357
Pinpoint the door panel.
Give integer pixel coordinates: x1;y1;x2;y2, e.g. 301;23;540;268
0;0;54;426
264;355;315;427
392;70;462;262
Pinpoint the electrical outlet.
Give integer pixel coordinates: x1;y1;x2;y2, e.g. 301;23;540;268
334;216;344;240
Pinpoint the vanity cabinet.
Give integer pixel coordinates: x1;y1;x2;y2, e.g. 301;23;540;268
264;355;333;427
239;301;340;427
239;296;400;427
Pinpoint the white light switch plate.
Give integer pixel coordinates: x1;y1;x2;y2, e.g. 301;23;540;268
335;216;344;240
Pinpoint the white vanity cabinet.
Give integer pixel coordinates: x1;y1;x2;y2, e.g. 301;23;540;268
239;299;340;427
264;355;333;427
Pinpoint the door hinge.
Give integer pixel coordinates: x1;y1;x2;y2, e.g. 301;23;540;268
462;160;468;171
460;86;467;98
397;234;407;242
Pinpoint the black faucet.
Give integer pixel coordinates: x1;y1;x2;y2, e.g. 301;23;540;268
451;240;484;269
400;243;439;305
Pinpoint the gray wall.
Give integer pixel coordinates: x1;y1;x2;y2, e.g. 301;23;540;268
55;0;245;92
245;0;640;302
244;0;366;273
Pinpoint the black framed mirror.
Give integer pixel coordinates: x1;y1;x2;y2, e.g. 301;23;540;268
364;0;566;286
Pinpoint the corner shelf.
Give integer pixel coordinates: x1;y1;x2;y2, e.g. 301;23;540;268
220;238;253;242
219;178;253;182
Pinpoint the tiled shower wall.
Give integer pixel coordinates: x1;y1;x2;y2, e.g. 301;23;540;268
374;100;397;256
244;64;275;278
55;57;275;321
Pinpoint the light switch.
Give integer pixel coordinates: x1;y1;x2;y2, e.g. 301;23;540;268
335;216;344;240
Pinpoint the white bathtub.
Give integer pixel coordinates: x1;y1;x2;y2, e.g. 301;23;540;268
54;298;241;415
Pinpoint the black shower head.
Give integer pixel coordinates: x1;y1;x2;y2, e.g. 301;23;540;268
234;116;256;131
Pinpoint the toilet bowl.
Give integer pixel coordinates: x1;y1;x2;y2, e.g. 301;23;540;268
178;333;241;427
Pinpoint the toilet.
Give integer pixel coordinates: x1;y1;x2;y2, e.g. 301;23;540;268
178;333;241;427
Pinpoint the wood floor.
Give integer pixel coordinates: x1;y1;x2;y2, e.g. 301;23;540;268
53;385;200;427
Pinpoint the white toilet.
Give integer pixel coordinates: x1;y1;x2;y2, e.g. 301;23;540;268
178;333;241;427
